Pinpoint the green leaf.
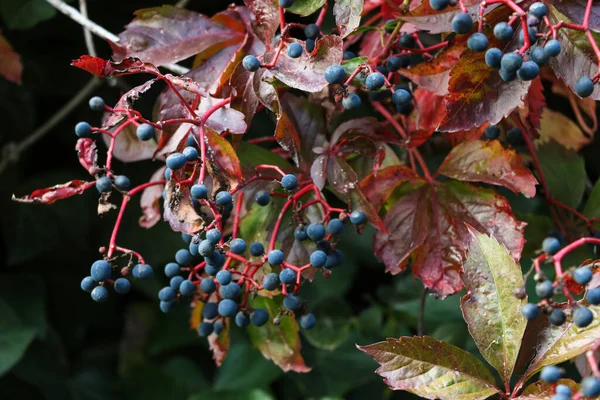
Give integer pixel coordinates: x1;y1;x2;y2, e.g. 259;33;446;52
342;56;368;81
537;140;586;209
358;336;500;400
286;0;327;16
0;0;56;30
522;304;600;382
460;228;527;387
247;296;310;373
0;298;37;377
583;178;600;219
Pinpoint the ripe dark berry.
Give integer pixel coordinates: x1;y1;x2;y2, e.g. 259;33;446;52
306;39;316;52
300;313;316;329
366;73;385;91
203;302;218;319
279;0;294;7
287;42;303;58
75;121;92;138
573;306;593;327
235;311;251;327
350;210;367;225
206;251;225;268
251;308;269;326
198;240;214;257
429;0;450;11
263;273;280;291
254;190;271;206
501;53;523;73
521;303;539;320
186;135;196;147
398;33;415;48
164;168;171;181
160;300;175;313
242;55;260;72
229;238;246;254
540;365;563;383
343;51;356;60
268;249;285;265
294;226;308;241
198;322;214;336
587;287;600;305
205;256;219;270
281;174;298;190
485;125;500;140
452;13;473;34
136;123;155;141
206;229;222;245
527;15;540;27
343;93;361;110
250;242;264;256
542;236;561;254
189;241;200;257
327;218;344;235
555;384;572;396
386;56;409;72
507;127;522;144
324;65;346;84
279;268;296;285
114;175;131;191
80;276;95;292
392;88;411;106
549;309;566;326
200;278;216;294
485;48;503;69
529;2;547;18
519;27;538;46
376;65;389;76
132;264;153;279
304;23;320;40
88;96;105;111
544;39;561;57
215;191;233;205
213;320;224;334
175;249;193;266
536;280;554;299
493;22;514;41
216;270;232;285
95;176;112;193
158;286;176;302
179;279;195;296
166;153;187;170
467;33;489;52
220;282;241;299
182;146;199;162
91;260;111;282
191;184;208;199
517;61;540;81
310;250;328;268
325;251;343;269
170;277;184;291
218;299;238;317
576;76;595;98
307;223;326;241
581;376;600;397
283;294;302;310
114;278;131;294
91;286;109;303
530;46;549;66
574;267;593;285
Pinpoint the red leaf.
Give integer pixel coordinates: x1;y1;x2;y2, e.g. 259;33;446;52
438;140;538;198
444;125;488;146
71;55;106;77
71;56;160;78
75;138;99;175
204;127;243;191
0;34;22;84
398;1;486;34
310;154;328;190
140;167;166;229
103;79;156;130
519;77;546;130
13;180;95;205
243;0;279;47
359;165;417;211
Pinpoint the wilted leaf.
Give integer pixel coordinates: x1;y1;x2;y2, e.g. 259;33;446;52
461;228;527;386
535;108;591;151
103;79;156;130
360;165;417;211
247;296;310;373
12;180;95;205
208;318;230;367
358;336;500;399
140;167;166;229
438;140;538;198
75;138;98;176
519;77;546;130
71;56;159;78
516;379;580;400
0;34;22;84
285;0;327;16
333;0;363;37
163;180;205;234
204;127;243;190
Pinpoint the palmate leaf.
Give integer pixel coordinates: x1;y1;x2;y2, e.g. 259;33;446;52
358;336;500;400
461;229;527;388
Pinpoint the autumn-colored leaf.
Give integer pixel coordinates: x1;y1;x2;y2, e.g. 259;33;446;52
140;167;166;229
204;127;243;191
71;56;159;78
519;77;546;130
438;139;538;198
397;1;483;34
516;379;581;400
535;108;591;151
244;0;279;47
333;0;363;37
359;165;417;211
549;0;600;32
0;33;22;84
275;109;302;167
75;138;99;176
12;180;95;205
163;179;205;234
103;121;158;163
208;317;230;367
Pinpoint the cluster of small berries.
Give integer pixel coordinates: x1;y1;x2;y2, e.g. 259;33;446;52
80;259;153;302
539;365;600;399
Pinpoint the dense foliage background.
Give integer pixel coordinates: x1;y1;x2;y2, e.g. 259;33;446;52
1;0;600;399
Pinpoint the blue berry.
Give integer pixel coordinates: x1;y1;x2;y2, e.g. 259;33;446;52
189;241;200;257
95;176;112;193
324;65;346;84
91;260;111;282
307;223;326;241
268;249;285;265
540;365;563;383
429;0;450;11
343;51;356;60
75;121;92;138
306;39;315;52
281;174;298;190
229;238;246;254
206;229;222;245
485;48;503;69
170;276;184;290
254;190;271;206
294;226;308;241
220;282;241;299
213;320;224;334
136;124;154;141
279;0;294;8
242;55;260;72
342;93;361;110
132;264;153;279
316;240;331;253
376;65;389;76
160;300;175;313
549;309;566;326
114;278;131;294
519;27;538;45
263;273;280;291
499;68;516;82
114;175;131;191
573;306;593;327
529;2;547;18
91;286;109;303
300;313;316;329
310;250;328;268
158;286;176;302
216;270;232;285
164;168;172;181
467;33;488;52
215;191;232;205
542;236;561;254
218;299;238;317
236;311;250;327
581;376;600;397
198;322;214;336
544;39;561;57
452;13;473;34
327;218;344;235
494;22;514;41
166;153;187;170
186;135;196;147
203;302;218;319
305;23;320;40
88;96;105;111
80;276;95;292
531;46;549;66
398;33;415;48
325;251;342;269
386;56;409;72
283;294;302;310
200;278;216;294
517;61;540;81
392;88;411;106
507;127;522;144
576;76;595;98
587;287;600;305
279;268;296;285
350;210;367;225
191;184;208;199
249;242;265;257
485;125;500;140
574;267;593;285
182;146;199;162
521;303;539;320
198;240;214;257
287;42;303;58
206;251;225;268
556;384;572;396
175;249;193;266
251;308;269;326
179;279;195;296
204;264;220;277
501;53;523;73
536;280;554;299
366;73;385;91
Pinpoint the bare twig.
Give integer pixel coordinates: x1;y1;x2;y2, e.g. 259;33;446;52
43;0;190;75
79;0;97;57
0;78;103;175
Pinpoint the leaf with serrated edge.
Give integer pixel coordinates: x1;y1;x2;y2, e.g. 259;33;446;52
358;336;500;400
461;228;527;387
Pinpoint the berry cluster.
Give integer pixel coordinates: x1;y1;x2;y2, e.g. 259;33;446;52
539;365;600;399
